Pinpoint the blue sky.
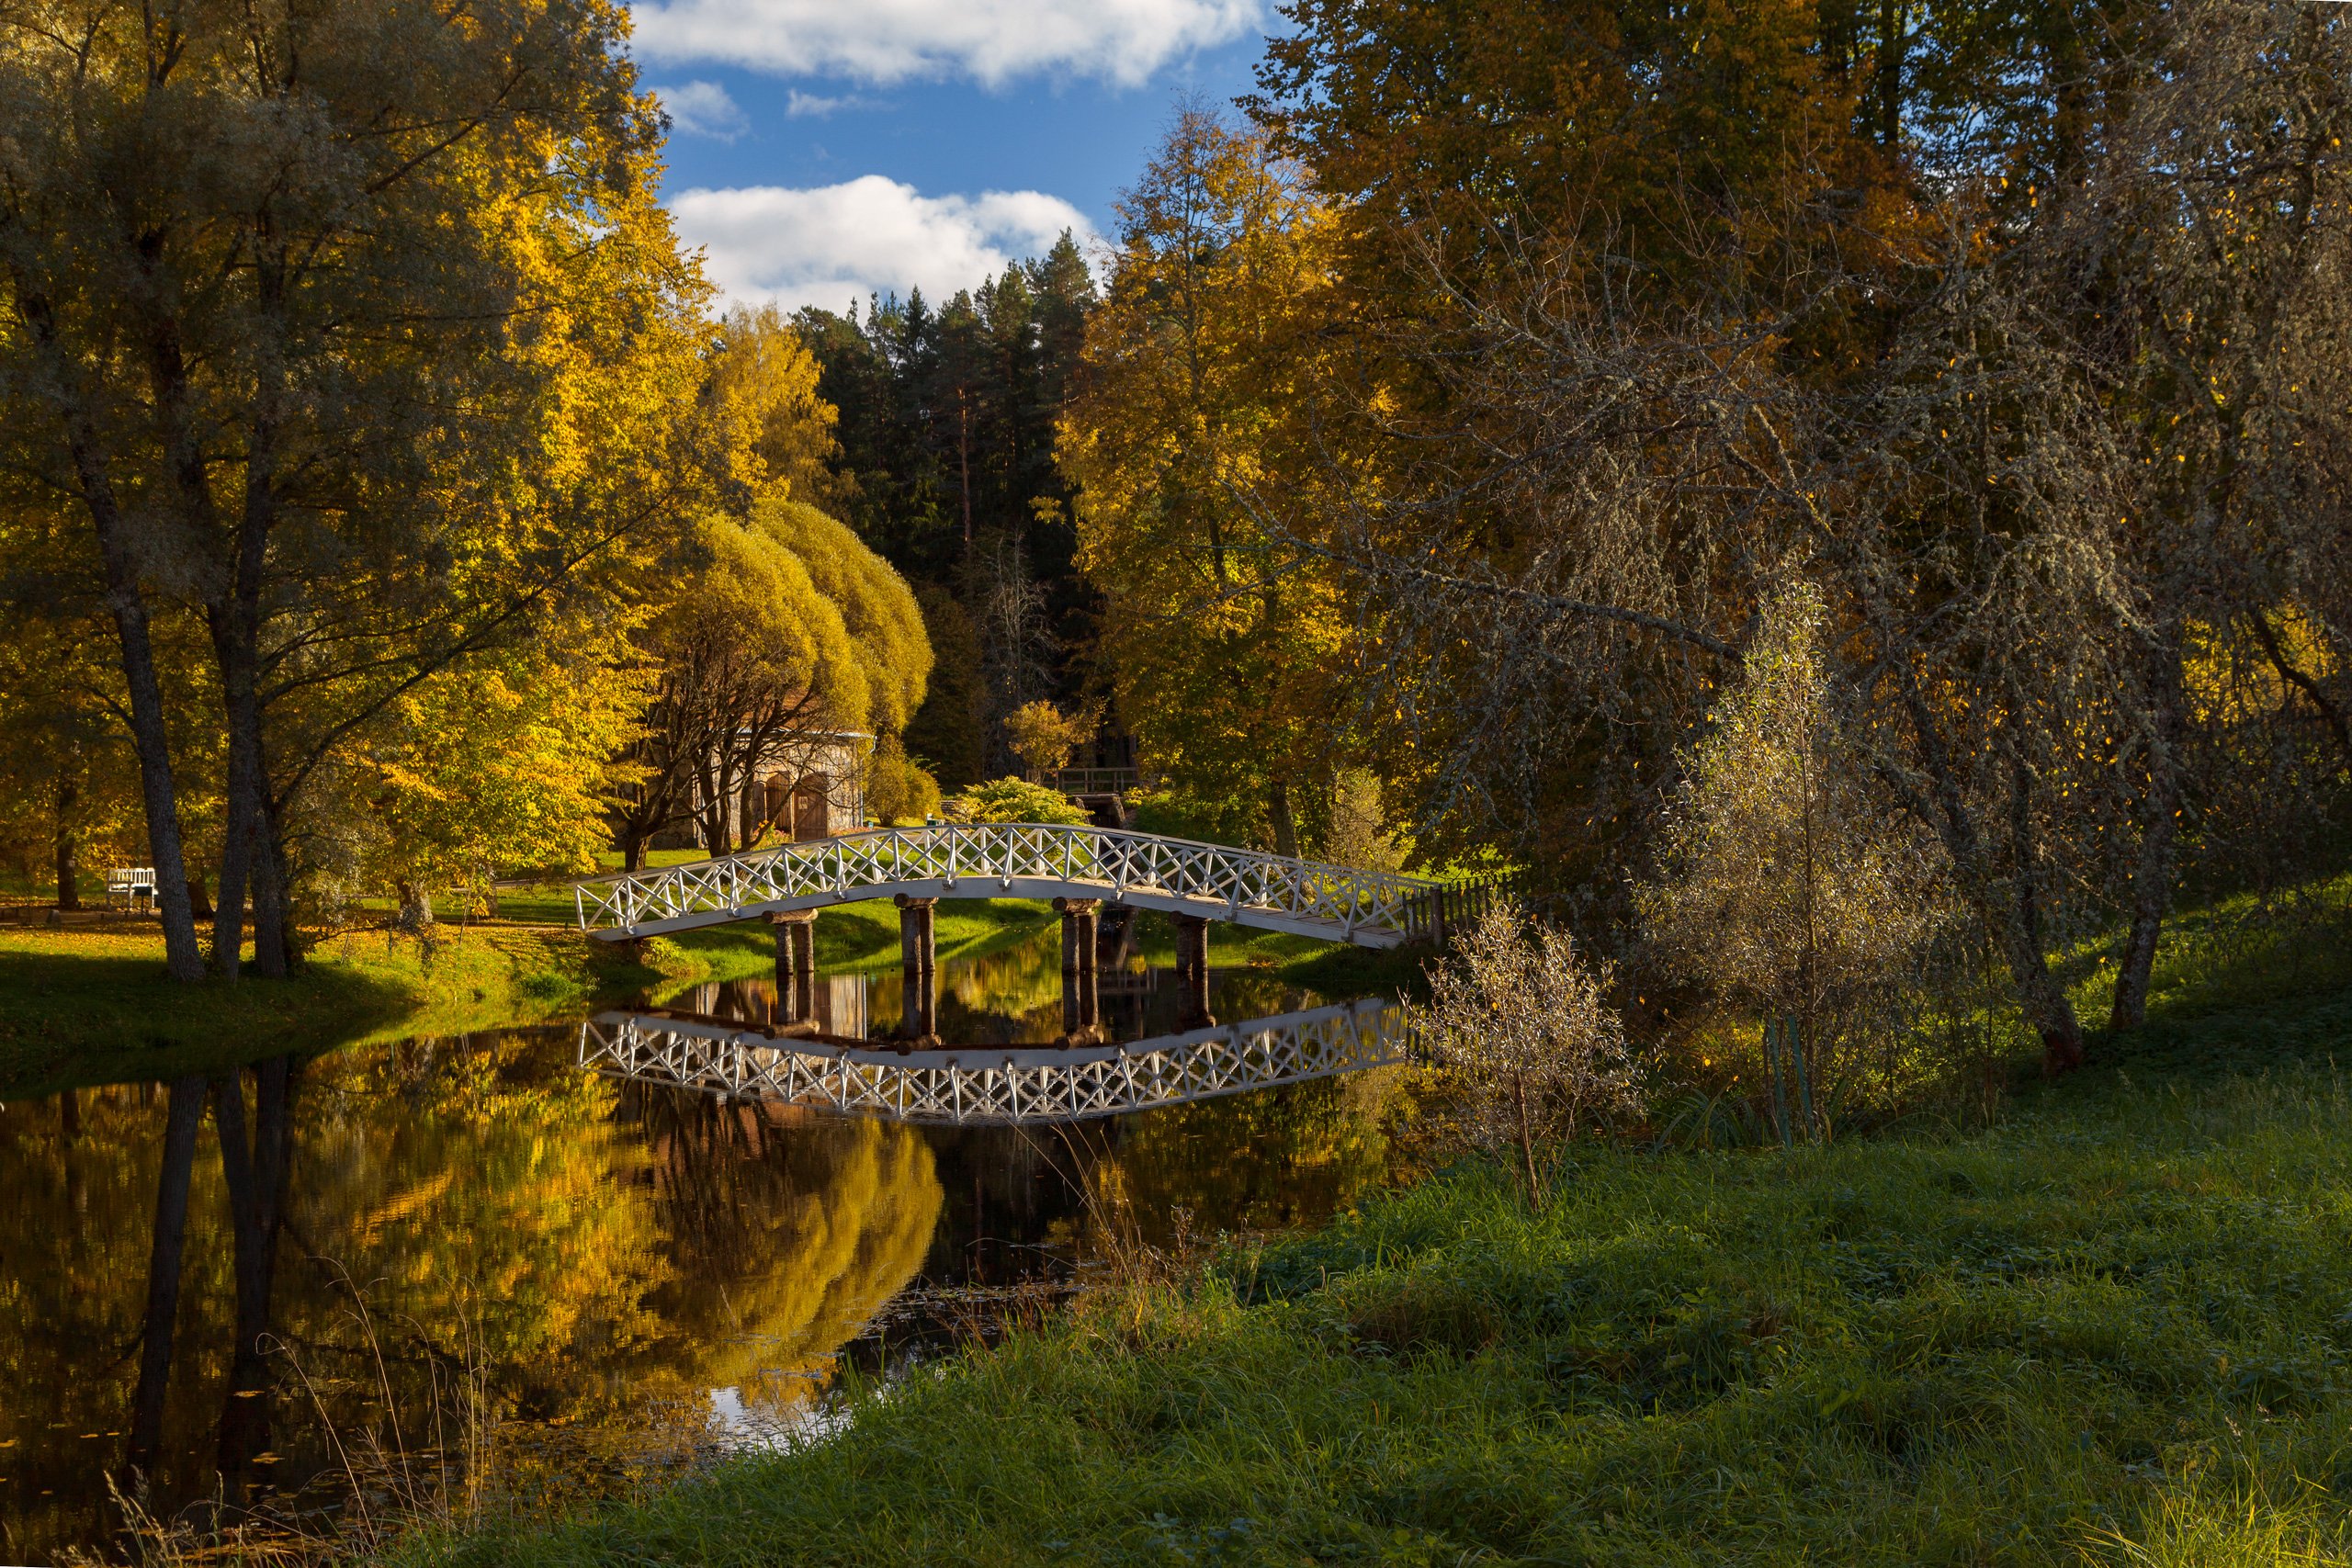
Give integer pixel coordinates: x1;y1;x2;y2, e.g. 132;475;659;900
627;0;1272;316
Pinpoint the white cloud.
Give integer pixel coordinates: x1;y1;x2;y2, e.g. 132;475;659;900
785;89;870;118
630;0;1261;88
672;176;1097;314
652;80;749;140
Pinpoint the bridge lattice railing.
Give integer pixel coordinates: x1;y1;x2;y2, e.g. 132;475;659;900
578;999;1410;1125
573;823;1447;944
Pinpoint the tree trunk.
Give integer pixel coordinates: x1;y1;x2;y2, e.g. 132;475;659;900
623;831;648;873
186;866;214;921
2004;746;2084;1074
1889;657;2085;1076
1268;780;1300;860
17;288;203;974
208;334;279;980
52;773;79;910
212;750;257;979
250;801;291;976
1875;0;1906;147
394;880;434;932
1512;1071;1540;1206
2109;637;2184;1032
128;1074;208;1480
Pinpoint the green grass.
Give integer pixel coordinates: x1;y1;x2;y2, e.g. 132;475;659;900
389;891;2352;1567
0;925;685;1096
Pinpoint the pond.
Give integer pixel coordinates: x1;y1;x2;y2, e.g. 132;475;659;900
0;913;1411;1561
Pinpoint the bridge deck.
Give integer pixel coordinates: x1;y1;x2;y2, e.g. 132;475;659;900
573;822;1441;949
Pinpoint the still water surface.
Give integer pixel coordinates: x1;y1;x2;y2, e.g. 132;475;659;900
0;918;1405;1560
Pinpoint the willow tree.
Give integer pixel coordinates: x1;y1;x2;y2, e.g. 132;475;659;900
1061;108;1353;857
613;499;932;865
0;0;707;978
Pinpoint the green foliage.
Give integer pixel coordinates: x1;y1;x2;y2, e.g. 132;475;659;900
0;0;710;972
943;776;1088;827
744;498;932;738
1126;787;1262;848
899;584;989;790
865;734;943;825
342;631;650;902
1063;110;1352;834
1001;699;1091;780
1320;766;1408;872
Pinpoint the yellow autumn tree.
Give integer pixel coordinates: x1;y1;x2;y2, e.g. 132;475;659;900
700;304;845;510
334;614;652;919
1060;108;1356;858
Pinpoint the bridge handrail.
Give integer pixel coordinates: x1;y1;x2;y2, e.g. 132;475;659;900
572;822;1451;945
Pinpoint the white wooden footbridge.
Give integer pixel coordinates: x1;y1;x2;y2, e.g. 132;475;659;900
578;998;1409;1126
573;823;1452;948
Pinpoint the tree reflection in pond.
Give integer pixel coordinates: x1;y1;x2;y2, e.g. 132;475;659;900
0;922;1402;1559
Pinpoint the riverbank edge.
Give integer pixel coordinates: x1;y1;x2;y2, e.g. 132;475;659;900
0;900;1419;1097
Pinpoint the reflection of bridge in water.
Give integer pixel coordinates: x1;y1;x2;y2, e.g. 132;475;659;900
578;999;1409;1127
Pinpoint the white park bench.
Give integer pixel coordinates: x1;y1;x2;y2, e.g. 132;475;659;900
107;866;157;910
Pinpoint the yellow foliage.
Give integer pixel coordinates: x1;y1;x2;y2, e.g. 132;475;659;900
1060;111;1356;814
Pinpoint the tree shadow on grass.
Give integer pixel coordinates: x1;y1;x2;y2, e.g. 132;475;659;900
0;942;414;1098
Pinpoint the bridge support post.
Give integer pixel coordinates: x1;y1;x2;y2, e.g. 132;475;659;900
1173;914;1215;1031
893;896;939;1046
1055;897;1102;1044
899;966;938;1047
768;910;818;1025
895;895;937;975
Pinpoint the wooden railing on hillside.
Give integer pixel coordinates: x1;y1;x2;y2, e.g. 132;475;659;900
1399;870;1529;946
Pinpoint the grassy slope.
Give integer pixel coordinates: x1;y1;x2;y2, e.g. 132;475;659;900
401;906;2352;1568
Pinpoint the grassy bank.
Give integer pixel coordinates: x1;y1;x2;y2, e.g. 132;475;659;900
0;925;688;1097
396;941;2352;1565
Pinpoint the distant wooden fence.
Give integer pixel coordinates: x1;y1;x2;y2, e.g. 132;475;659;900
1399;870;1530;947
1045;766;1145;796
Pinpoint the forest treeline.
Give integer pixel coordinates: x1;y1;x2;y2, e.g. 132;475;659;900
6;0;2351;1088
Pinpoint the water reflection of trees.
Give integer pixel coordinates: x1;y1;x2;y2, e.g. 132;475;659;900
1083;1068;1405;1247
0;1030;944;1559
625;1084;940;1417
0;1010;1399;1560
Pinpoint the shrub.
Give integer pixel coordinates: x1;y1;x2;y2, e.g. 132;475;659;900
1416;902;1645;1202
944;775;1089;826
866;734;943;824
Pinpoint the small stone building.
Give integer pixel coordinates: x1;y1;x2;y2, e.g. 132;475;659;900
650;728;870;852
